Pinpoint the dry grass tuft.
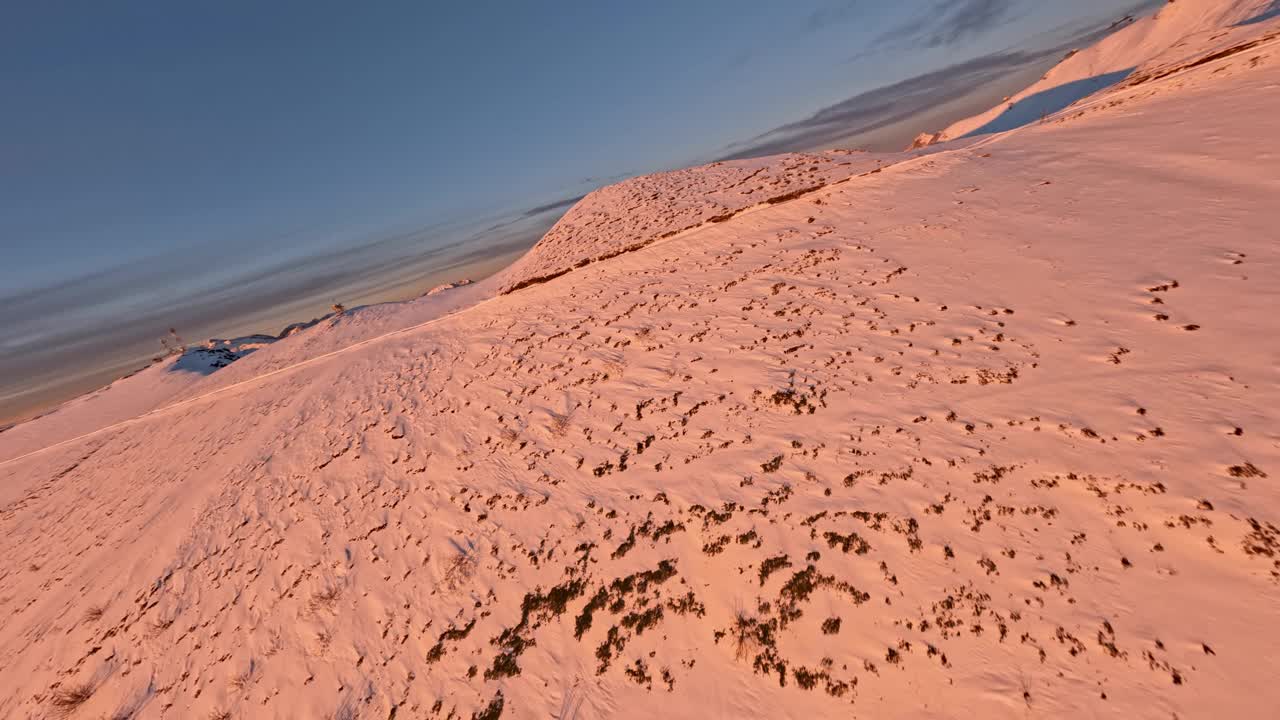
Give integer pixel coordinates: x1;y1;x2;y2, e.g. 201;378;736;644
1228;463;1267;479
230;663;255;692
146;616;174;639
315;628;334;655
444;551;478;592
548;410;572;437
731;610;760;661
48;682;96;717
263;628;285;657
308;584;343;615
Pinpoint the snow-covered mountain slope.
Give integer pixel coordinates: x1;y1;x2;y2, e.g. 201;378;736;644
0;334;277;501
2;7;1280;719
496;150;909;294
0;280;489;473
931;0;1280;141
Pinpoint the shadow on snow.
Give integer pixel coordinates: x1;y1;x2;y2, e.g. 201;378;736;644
961;69;1134;138
1239;1;1280;25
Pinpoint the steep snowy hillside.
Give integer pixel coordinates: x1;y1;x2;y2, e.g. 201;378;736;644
497;150;912;294
928;0;1280;141
2;5;1279;719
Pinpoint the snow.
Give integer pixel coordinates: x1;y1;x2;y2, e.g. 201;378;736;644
176;336;279;374
425;279;474;296
927;0;1280;143
496;149;920;294
2;3;1280;718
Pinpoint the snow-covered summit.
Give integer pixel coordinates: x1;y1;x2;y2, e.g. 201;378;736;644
497;150;902;293
918;0;1280;144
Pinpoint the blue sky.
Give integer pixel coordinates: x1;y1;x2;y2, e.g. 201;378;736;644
0;0;1155;421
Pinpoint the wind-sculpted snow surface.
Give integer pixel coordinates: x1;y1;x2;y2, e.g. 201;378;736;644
2;6;1280;718
497;150;900;293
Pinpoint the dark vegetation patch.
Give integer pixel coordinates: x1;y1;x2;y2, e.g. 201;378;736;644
759;555;793;585
487;579;587;679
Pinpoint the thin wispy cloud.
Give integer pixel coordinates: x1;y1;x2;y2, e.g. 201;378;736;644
876;0;1019;49
804;0;867;32
720;49;1041;158
721;11;1138;158
806;0;1016;45
521;195;586;219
